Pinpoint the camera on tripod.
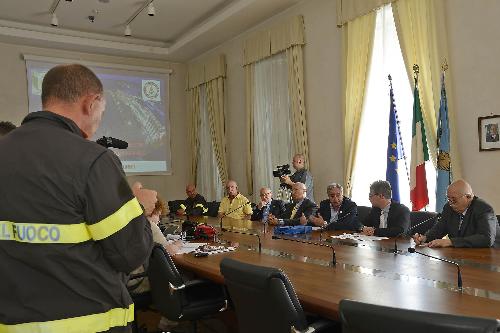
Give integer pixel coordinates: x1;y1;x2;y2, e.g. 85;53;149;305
273;164;291;178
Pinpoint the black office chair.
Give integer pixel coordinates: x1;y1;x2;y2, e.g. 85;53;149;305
339;299;500;333
220;257;338;333
410;211;438;235
205;201;221;217
357;206;371;224
148;245;228;333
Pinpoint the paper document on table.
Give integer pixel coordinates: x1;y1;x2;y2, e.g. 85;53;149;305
331;233;388;241
175;242;207;255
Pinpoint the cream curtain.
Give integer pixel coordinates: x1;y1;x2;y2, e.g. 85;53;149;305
337;0;396;26
206;77;229;187
244;15;308;194
188;86;201;183
342;12;376;197
392;0;460;177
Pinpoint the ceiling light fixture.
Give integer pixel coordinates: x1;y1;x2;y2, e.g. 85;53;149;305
123;0;155;36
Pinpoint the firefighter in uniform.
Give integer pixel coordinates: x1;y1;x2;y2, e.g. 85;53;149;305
0;64;154;332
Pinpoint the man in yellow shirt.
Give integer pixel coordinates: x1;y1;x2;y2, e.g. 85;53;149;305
218;180;253;219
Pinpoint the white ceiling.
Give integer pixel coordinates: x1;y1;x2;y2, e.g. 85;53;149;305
0;0;302;61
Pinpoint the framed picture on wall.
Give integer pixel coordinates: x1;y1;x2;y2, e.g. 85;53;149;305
478;115;500;151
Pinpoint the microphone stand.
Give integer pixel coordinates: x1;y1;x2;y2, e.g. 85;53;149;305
222;229;262;253
318;210;353;242
408;247;462;290
272;235;336;266
219;200;251;232
393;213;441;255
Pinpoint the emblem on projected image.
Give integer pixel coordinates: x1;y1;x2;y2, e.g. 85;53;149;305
142;80;161;102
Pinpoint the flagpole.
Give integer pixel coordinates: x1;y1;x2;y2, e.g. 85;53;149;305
388;75;410;187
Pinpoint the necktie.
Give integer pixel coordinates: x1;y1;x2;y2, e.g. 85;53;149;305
379;210;386;228
291;204;299;219
458;214;464;231
262;204;271;221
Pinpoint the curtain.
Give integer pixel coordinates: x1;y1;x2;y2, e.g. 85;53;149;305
251;53;293;202
188;86;201;183
342;11;377;197
245;64;255;195
336;0;396;26
206;77;229;187
392;0;461;179
196;85;224;201
287;45;309;170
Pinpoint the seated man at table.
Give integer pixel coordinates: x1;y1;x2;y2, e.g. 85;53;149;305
251;187;285;222
176;184;207;216
309;183;360;230
268;182;317;226
218;180;253;219
413;179;500;248
361;180;410;237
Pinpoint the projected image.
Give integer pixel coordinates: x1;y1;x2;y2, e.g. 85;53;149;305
26;61;171;175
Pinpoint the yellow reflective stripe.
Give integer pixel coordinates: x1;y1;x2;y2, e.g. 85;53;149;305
88;198;143;241
0;304;133;333
180;204;186;210
0;221;91;244
195;204;208;213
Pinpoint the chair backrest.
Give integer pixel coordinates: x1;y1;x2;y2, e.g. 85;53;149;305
147;245;185;320
410;211;438;235
339;299;500;333
220;257;308;333
205;201;220;217
357;206;371;224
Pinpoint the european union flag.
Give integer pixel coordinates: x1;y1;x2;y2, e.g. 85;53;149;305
436;71;451;212
386;77;404;202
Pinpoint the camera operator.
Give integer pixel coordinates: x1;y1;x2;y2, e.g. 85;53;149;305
280;153;314;203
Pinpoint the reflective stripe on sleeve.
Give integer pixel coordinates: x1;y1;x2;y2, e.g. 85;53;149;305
87;197;143;241
179;204;186;210
0;304;134;333
195;203;208;213
0;221;91;244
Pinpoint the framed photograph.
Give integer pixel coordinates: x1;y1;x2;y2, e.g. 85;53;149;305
478;115;500;151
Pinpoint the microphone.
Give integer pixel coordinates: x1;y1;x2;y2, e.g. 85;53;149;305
222;229;262;253
272;235;336;266
219;200;251;232
318;210;353;241
408;247;462;290
96;136;128;149
393;213;441;254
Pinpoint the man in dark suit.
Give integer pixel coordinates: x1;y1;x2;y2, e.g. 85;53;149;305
310;183;360;231
268;182;317;226
361;180;410;237
413;180;499;248
251;187;285;222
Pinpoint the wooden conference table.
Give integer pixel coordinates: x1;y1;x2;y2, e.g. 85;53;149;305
169;216;500;321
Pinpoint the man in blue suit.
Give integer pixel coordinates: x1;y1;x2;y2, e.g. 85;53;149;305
251;187;285;223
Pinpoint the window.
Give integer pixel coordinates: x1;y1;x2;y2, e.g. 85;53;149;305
351;4;436;210
252;52;294;201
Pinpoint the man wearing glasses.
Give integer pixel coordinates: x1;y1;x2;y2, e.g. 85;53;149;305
413;179;499;248
360;180;410;237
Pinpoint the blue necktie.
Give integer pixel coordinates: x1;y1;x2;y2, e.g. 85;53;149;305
458;214;464;231
262;204;271;222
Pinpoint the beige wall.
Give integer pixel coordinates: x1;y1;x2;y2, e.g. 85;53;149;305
190;0;342;201
0;42;189;201
446;0;500;211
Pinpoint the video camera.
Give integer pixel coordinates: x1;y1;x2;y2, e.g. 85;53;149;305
273;164;291;178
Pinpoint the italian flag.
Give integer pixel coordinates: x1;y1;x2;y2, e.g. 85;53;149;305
410;80;429;211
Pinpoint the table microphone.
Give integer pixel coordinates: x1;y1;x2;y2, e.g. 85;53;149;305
318;210;353;241
408;247;462;290
393;213;441;254
219;200;251;232
272;235;336;266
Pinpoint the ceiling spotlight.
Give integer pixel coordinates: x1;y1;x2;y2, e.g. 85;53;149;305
147;2;155;16
124;25;132;36
51;13;59;27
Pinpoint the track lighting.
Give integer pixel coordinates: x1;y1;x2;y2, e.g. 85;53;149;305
147;3;155;16
124;25;132;37
51;13;59;27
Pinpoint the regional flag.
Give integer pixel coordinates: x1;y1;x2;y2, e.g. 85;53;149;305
386;79;403;202
435;72;451;212
410;67;429;211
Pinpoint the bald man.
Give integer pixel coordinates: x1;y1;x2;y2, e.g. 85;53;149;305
268;182;317;226
281;153;315;202
251;187;285;222
176;184;207;216
218;180;253;219
413;180;499;248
